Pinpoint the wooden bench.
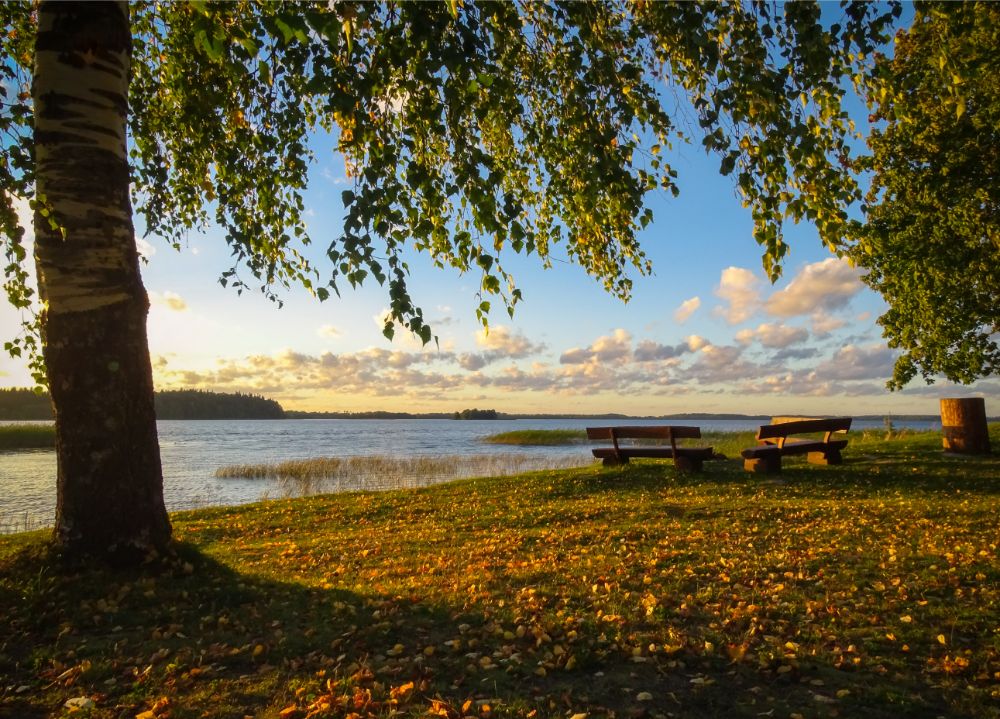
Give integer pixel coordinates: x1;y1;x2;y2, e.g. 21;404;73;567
741;417;852;473
587;426;714;472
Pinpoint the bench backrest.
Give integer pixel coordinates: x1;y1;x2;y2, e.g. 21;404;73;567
586;426;702;443
756;417;852;441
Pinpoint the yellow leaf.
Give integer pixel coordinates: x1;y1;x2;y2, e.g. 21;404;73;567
937;634;947;645
726;643;747;662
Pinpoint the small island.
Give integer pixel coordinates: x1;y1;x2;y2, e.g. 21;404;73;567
453;408;499;420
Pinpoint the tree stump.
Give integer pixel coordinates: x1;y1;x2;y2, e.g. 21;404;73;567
940;398;991;454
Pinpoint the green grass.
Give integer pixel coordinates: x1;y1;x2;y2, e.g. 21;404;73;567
482;429;587;445
0;423;54;450
1;427;999;719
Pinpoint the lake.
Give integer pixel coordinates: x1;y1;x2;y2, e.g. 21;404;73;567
0;417;940;533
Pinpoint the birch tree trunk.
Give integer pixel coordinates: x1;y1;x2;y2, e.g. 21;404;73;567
33;1;171;561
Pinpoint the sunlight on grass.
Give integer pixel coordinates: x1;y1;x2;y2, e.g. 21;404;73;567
2;426;998;719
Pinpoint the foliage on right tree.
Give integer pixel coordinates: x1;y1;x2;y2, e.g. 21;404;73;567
852;2;1000;389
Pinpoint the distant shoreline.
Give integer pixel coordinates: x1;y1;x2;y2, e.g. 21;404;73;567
0;388;963;422
2;413;956;422
279;412;950;422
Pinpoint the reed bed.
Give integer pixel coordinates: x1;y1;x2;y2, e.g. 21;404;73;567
0;423;55;450
0;510;50;534
481;429;586;445
215;452;592;496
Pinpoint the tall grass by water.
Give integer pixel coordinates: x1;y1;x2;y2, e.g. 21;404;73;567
0;423;54;450
0;510;49;534
482;429;586;445
215;452;592;496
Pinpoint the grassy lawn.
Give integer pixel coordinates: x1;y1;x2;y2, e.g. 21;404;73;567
1;428;998;718
0;424;54;451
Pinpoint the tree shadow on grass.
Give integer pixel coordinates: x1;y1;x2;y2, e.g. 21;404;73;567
0;526;989;719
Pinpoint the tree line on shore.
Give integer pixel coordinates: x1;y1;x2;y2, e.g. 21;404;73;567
0;388;284;421
0;389;497;421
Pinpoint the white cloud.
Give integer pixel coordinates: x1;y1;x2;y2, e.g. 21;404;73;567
634;340;691;362
714;267;762;324
591;329;632;362
475;326;539;357
809;344;897;381
686;335;710;352
559;329;632;365
811;312;846;336
673;296;701;324
457;353;488;371
735;322;809;349
317;324;341;340
679;344;759;384
767;257;863;318
136;237;156;260
456;326;545;371
150;290;187;312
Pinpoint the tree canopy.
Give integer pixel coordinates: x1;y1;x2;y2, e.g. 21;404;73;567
4;1;899;357
850;1;1000;389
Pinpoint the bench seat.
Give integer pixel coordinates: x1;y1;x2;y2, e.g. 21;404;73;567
741;417;851;473
592;446;715;461
742;438;848;458
588;426;714;472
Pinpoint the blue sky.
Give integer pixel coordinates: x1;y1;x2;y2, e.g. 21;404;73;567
3;8;998;416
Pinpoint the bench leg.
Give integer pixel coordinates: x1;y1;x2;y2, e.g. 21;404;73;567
602;456;629;467
808;449;842;466
744;455;781;473
674;456;703;473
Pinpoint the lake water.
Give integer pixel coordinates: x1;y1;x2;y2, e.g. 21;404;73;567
0;417;940;533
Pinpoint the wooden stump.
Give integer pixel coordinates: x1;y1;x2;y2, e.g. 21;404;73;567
940;398;991;454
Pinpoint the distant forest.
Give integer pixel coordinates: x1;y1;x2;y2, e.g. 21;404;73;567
453;408;499;420
0;388;284;420
154;390;284;419
0;388;51;419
